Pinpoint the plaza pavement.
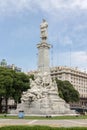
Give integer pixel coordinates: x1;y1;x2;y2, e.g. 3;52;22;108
0;119;87;127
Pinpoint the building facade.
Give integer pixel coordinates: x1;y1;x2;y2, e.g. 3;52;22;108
50;66;87;99
50;66;87;108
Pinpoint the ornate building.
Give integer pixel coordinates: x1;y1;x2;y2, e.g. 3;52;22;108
50;66;87;99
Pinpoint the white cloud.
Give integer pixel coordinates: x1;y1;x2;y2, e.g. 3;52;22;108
71;51;87;63
0;0;87;16
60;36;73;45
0;0;33;15
74;24;87;32
35;0;87;11
53;50;87;70
70;51;87;71
71;0;87;10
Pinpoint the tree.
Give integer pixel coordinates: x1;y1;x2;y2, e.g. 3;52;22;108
0;67;30;113
0;67;15;113
13;72;30;104
56;78;80;103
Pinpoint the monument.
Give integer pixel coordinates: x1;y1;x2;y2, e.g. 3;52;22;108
37;19;51;73
11;19;75;115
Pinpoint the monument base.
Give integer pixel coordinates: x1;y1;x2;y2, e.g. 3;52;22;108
10;72;75;115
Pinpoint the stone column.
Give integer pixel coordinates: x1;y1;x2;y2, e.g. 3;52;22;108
37;19;51;73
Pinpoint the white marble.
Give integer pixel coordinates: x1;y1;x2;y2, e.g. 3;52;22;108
11;72;75;115
10;20;75;115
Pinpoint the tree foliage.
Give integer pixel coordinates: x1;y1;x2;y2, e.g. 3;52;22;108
0;67;30;113
56;78;80;103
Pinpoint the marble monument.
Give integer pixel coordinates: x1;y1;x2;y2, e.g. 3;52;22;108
11;19;75;115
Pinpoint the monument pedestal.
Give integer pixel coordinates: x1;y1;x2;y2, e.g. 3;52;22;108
11;72;75;115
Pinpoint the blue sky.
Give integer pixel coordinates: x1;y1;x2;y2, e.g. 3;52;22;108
0;0;87;72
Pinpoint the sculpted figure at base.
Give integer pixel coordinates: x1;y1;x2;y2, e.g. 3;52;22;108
11;72;75;115
21;72;58;103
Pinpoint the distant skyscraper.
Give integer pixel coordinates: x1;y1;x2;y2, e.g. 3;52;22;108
37;19;51;73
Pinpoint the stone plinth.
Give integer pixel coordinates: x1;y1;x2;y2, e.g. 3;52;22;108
11;72;75;115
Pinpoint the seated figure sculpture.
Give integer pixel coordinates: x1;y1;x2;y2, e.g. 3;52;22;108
21;72;58;103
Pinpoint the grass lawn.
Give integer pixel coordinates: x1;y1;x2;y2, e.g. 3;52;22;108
0;114;87;120
0;126;87;130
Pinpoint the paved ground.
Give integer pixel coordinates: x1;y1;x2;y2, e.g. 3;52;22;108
0;119;87;127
